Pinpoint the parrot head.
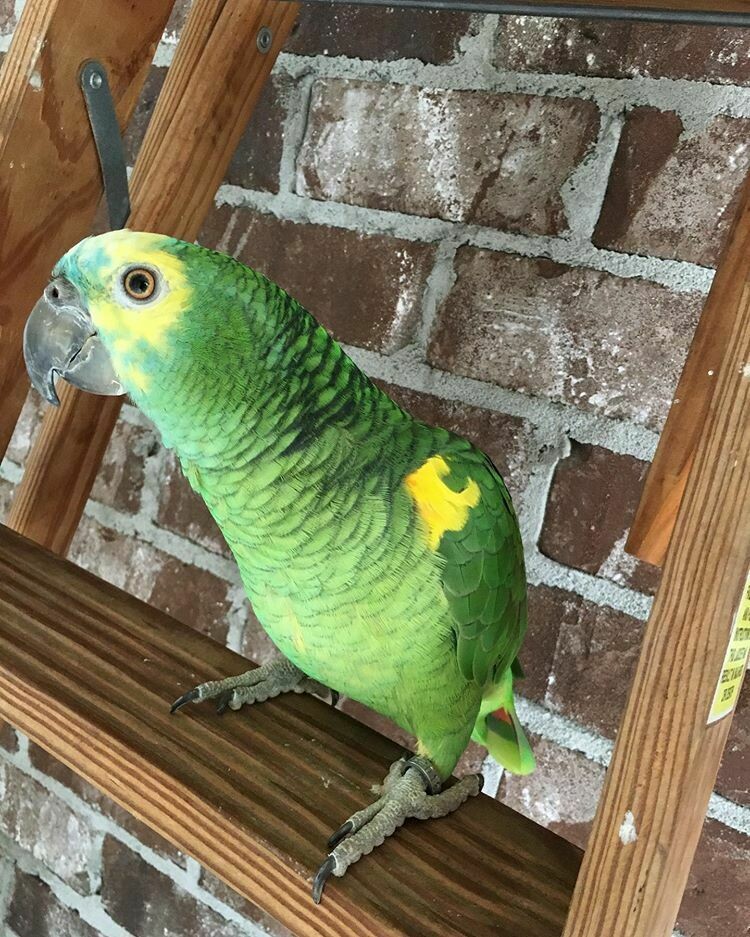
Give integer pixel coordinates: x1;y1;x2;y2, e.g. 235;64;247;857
24;229;233;407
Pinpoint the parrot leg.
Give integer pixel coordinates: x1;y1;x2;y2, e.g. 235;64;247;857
170;658;334;715
312;755;481;903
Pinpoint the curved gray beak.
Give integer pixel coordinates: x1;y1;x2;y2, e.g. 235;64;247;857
23;276;124;406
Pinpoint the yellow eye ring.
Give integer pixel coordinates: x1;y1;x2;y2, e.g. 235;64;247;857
123;267;156;301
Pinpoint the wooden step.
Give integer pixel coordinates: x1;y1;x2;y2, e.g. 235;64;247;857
0;524;581;937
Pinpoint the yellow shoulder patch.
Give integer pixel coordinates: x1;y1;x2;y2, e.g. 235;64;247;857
405;455;480;551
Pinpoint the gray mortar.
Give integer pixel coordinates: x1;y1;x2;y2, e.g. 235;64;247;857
343;344;660;459
273;50;750;125
416;238;462;350
516;697;750;837
0;854;16;929
561;110;625;241
215;184;715;294
0;741;272;936
278;72;316;195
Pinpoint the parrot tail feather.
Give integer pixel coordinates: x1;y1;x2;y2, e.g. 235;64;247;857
473;667;536;776
485;705;535;776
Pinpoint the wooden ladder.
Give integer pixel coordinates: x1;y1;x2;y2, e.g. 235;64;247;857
0;2;747;935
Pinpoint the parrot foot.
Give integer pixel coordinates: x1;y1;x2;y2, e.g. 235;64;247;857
312;756;482;904
170;658;334;715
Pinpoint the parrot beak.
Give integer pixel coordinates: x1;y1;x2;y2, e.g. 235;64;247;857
23;276;124;406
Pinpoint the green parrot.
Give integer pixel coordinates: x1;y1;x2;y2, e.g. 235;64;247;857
24;229;534;902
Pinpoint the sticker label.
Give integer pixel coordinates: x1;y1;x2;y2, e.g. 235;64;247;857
708;574;750;724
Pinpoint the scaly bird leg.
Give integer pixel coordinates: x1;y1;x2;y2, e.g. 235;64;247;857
170;658;336;715
313;756;482;903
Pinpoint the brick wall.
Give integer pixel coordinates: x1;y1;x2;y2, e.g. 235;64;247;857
1;3;749;935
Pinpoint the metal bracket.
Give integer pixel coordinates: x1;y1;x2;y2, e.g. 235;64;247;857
80;61;130;230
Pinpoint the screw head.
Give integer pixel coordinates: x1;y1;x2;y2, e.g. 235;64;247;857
89;70;103;89
257;26;272;53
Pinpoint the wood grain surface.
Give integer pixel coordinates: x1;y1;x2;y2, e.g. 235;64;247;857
563;230;750;935
0;524;581;936
0;0;175;459
628;179;750;567
6;0;300;555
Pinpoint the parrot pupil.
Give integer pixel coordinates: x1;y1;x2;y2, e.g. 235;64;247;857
124;269;155;300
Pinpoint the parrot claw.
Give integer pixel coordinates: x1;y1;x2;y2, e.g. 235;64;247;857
327;819;354;849
215;690;233;715
312;855;336;904
170;688;200;713
314;757;481;902
167;660;338;718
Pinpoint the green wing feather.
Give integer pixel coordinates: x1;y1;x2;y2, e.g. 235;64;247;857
437;450;527;690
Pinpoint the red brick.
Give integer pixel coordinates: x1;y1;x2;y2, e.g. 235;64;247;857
69;516;234;643
523;584;577;703
496;16;750;86
7;868;103;937
0;720;17;752
547;593;645;738
156;450;231;557
285;4;479;63
125;68;290;194
68;517;167;602
0;762;96;892
0;0;15;33
297;80;600;236
91;418;159;515
540;441;661;595
339;698;485;778
199;204;436;352
102;837;245;937
716;680;749;806
123;66;167;165
5;392;154;516
428;247;704;430
28;743;188;867
240;604;282;665
678;819;750;937
164;0;191;40
226;74;295;194
339;696;416;753
0;477;13;517
149;556;233;644
376;382;534;501
198;868;292;937
594;109;750;266
498;734;605;850
5;389;45;465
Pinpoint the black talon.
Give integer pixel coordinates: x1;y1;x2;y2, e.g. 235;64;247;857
327;819;353;849
330;690;340;707
312;855;336;904
215;690;233;715
170;688;200;714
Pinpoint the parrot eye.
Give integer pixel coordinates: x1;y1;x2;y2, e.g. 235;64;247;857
123;267;157;301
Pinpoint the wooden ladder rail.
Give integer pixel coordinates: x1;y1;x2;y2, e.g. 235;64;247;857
628;172;750;566
0;0;177;461
563;209;750;935
3;0;300;554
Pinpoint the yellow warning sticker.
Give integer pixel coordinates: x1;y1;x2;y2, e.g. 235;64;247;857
708;574;750;725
